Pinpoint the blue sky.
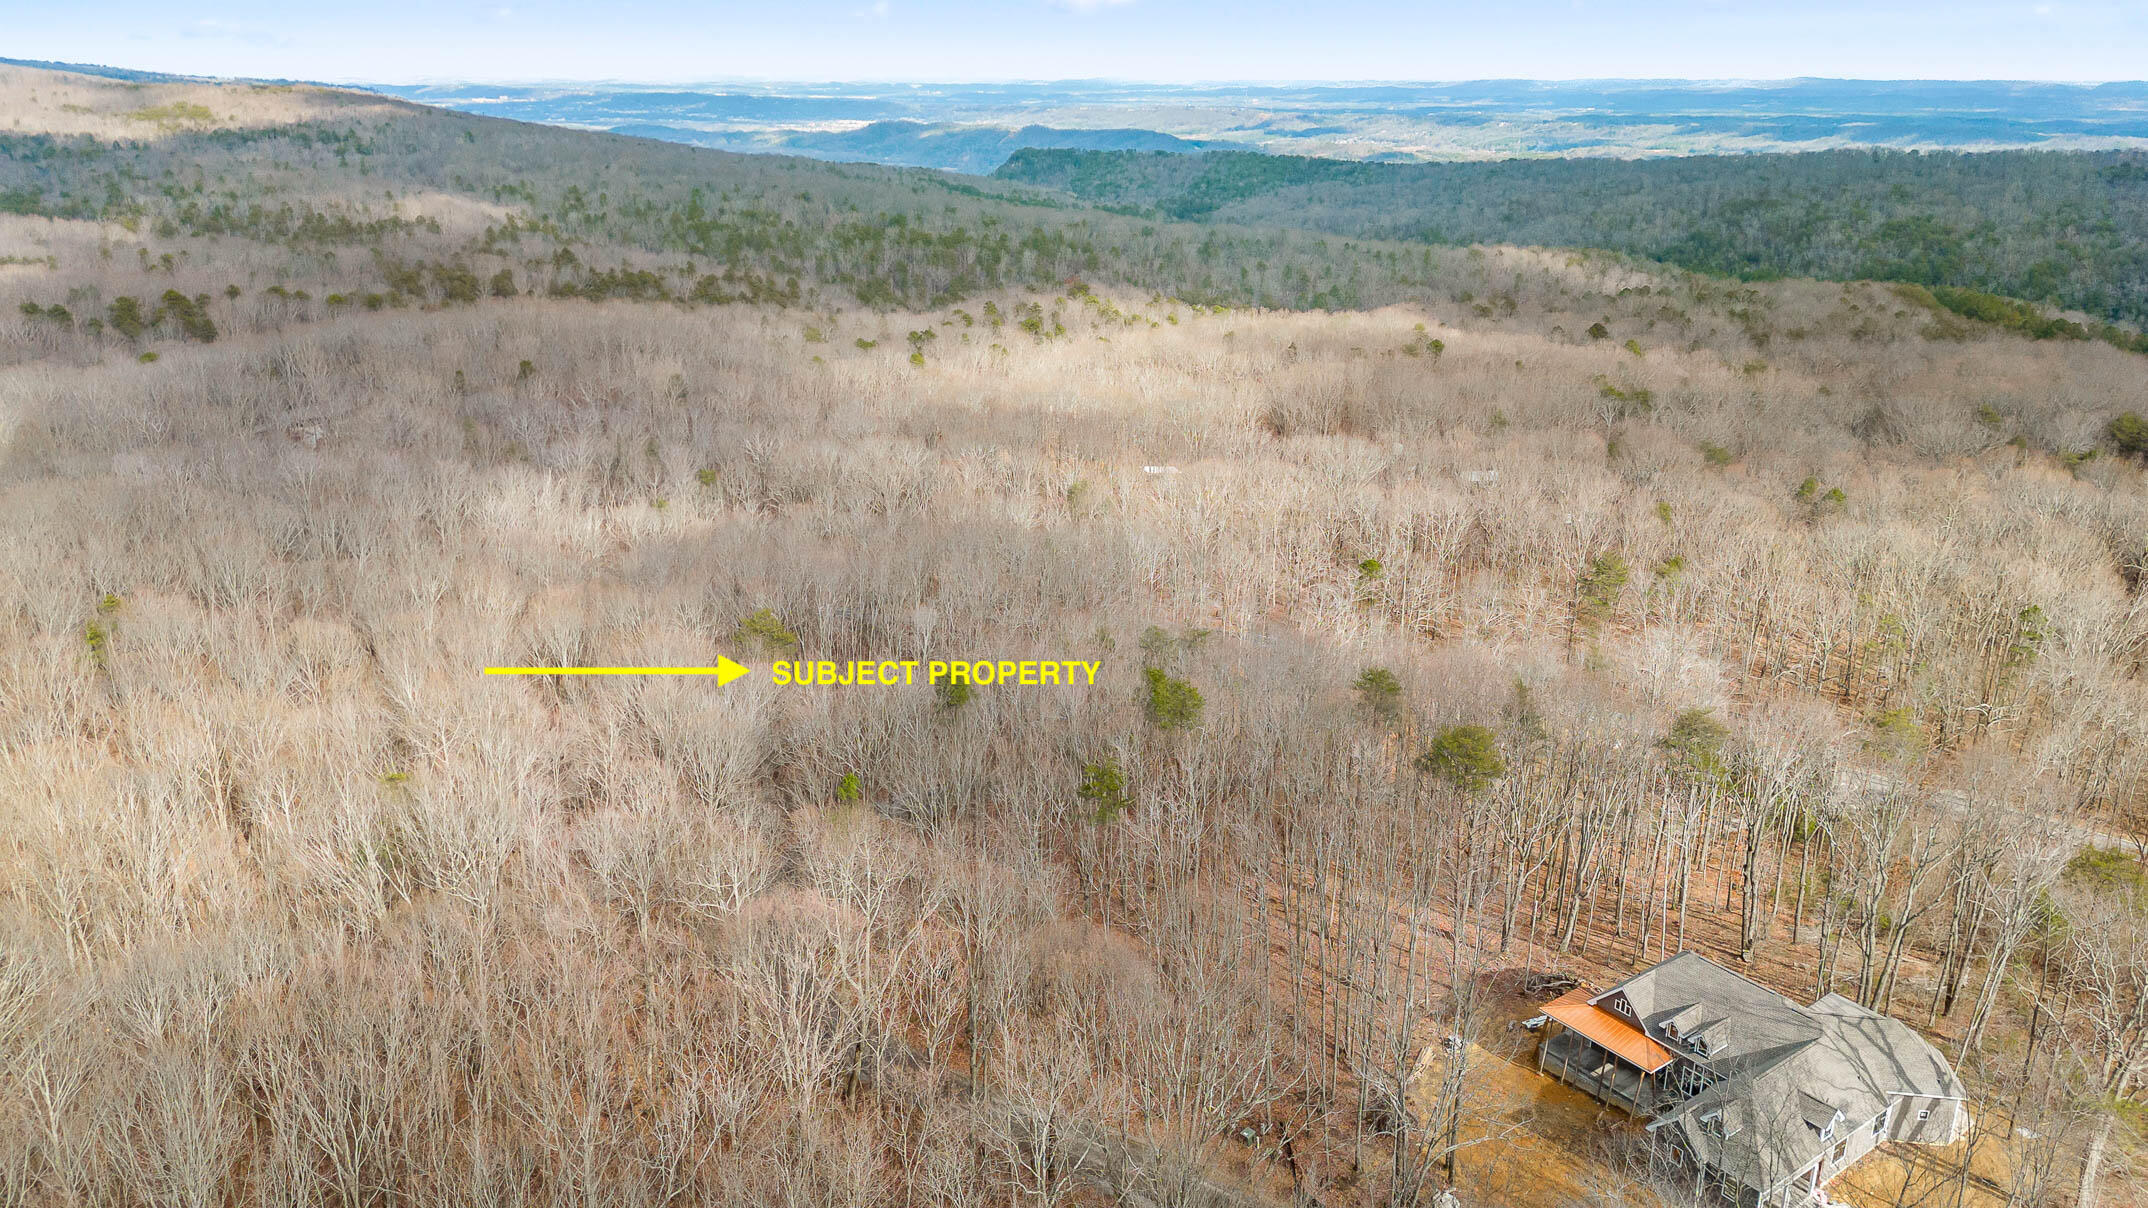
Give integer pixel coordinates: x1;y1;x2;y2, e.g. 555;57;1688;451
6;0;2144;83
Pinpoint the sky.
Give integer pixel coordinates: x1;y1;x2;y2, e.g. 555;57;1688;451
6;0;2146;84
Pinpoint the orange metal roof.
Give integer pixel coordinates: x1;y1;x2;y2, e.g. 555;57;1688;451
1543;987;1676;1073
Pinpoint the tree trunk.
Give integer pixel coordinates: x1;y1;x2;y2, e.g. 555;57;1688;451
2077;1110;2115;1208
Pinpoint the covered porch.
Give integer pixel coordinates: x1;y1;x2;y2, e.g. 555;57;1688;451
1534;987;1676;1117
1540;1029;1654;1113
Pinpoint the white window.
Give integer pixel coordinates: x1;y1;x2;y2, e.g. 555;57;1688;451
1917;1109;1932;1122
1675;1062;1711;1098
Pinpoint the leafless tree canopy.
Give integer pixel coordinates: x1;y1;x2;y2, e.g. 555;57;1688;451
1;63;2146;1208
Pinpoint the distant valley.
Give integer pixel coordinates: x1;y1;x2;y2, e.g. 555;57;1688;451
371;77;2148;172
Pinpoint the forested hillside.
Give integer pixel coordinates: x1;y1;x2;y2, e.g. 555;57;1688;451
0;66;1495;314
5;62;2148;1208
997;147;2148;335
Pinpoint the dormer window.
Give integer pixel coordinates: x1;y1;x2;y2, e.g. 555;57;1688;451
1701;1112;1725;1139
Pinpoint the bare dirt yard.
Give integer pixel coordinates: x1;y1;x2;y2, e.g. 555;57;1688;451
1420;1038;1665;1208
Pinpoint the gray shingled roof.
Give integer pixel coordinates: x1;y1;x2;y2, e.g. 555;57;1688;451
1594;951;1821;1067
1606;952;1965;1194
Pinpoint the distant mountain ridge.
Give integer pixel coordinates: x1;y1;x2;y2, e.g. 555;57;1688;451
0;55;314;87
0;56;206;83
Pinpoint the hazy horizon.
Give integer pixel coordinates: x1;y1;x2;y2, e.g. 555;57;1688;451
13;0;2148;85
22;56;2148;87
367;74;2147;87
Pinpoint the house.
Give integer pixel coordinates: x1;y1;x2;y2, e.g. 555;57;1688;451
1535;951;1966;1207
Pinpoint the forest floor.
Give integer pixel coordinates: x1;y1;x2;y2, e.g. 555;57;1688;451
1411;1036;1660;1208
1830;1122;2018;1208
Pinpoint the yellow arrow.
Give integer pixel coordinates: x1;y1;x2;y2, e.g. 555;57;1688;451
484;656;751;686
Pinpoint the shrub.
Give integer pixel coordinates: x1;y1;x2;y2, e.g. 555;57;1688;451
2110;412;2148;459
1143;667;1204;730
1577;551;1630;623
1660;707;1730;777
166;291;217;342
1504;677;1548;748
1416;725;1505;792
107;296;145;341
2064;847;2145;896
1865;707;1927;761
735;607;799;652
1353;666;1403;720
1077;758;1132;824
2008;604;2047;665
